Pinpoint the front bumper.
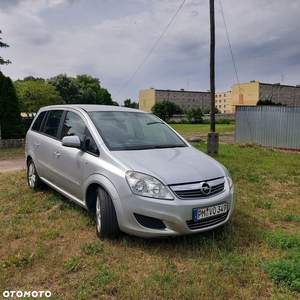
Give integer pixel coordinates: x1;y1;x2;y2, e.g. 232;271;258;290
114;186;235;238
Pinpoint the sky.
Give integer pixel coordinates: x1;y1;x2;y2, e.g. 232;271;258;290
0;0;299;105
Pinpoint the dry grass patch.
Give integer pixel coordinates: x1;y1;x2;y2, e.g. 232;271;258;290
0;147;24;160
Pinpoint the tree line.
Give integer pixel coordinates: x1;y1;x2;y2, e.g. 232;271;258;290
15;74;117;115
0;72;139;139
151;100;221;124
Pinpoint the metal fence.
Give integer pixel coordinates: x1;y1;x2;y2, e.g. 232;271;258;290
235;106;300;150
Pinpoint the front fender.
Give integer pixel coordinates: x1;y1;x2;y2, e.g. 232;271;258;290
83;173;125;224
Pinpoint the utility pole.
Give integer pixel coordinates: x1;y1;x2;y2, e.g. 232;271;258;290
207;0;219;155
210;0;215;133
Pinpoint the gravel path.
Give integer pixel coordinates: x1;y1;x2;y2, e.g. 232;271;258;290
0;156;26;173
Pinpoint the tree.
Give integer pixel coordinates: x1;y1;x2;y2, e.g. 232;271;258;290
186;107;203;124
0;30;11;65
22;76;45;82
47;74;81;104
204;106;220;114
123;99;139;108
74;74;100;104
15;80;64;113
257;99;283;106
43;73;115;105
74;74;114;105
98;87;113;105
151;100;183;122
0;72;25;139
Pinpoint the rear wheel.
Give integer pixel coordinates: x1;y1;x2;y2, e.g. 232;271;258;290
96;187;120;239
27;159;41;190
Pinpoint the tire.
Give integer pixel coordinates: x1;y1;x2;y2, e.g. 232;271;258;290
96;187;120;239
27;159;41;190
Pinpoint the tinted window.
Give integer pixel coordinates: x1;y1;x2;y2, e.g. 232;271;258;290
61;111;85;140
43;110;63;138
32;111;46;132
62;111;99;155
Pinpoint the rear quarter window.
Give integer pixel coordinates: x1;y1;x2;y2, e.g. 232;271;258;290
31;111;47;132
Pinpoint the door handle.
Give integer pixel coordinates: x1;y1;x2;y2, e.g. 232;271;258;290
53;151;60;158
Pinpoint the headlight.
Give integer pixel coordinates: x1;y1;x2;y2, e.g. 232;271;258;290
125;171;174;200
221;165;233;189
227;173;233;189
224;169;233;189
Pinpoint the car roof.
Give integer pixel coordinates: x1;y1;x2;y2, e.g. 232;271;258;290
39;104;145;113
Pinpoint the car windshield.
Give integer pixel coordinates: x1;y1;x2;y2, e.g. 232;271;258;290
88;111;187;151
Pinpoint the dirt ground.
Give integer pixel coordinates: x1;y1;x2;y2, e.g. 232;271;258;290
0;156;26;173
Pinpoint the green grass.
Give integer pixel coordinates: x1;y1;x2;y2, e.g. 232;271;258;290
1;132;300;299
169;123;235;136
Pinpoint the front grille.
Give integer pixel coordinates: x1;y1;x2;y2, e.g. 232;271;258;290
186;212;228;230
134;213;166;229
170;178;225;200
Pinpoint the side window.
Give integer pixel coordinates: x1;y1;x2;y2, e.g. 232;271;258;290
85;127;99;155
43;110;63;138
61;111;85;140
32;111;46;132
62;111;99;155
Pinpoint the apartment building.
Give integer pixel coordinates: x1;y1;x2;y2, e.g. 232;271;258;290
139;81;300;114
231;81;300;113
215;91;231;113
139;88;211;113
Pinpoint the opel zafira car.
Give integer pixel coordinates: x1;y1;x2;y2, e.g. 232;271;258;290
25;105;234;238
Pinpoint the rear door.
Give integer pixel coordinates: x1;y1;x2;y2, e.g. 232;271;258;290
39;110;64;183
51;110;88;200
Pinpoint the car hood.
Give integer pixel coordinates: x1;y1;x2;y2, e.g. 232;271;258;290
112;146;226;185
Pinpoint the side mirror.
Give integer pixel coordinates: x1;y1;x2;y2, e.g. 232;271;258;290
62;135;81;148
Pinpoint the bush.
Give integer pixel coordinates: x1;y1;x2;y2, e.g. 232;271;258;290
185;107;203;124
151;100;183;122
216;119;231;125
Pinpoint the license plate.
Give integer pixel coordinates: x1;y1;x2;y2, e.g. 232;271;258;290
193;203;227;221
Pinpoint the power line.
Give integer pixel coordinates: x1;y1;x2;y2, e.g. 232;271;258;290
113;0;187;99
218;0;240;87
219;0;254;142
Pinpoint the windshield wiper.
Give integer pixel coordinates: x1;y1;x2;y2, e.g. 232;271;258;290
146;121;163;125
153;144;187;149
113;144;187;151
119;145;157;150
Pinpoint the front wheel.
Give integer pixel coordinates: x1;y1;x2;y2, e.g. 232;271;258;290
96;187;120;239
27;159;41;190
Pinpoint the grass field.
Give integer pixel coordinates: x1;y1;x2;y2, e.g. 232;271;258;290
170;123;235;137
1;129;300;299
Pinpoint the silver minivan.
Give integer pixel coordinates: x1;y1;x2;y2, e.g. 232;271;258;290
25;105;234;238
